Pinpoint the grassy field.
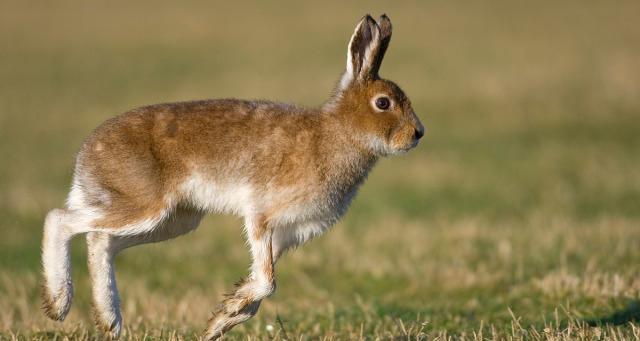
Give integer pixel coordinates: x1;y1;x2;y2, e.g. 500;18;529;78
1;0;640;339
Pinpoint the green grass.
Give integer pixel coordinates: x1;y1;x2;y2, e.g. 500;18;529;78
1;0;640;339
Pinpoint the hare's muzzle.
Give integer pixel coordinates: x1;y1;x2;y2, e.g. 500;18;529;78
411;112;425;142
414;127;424;140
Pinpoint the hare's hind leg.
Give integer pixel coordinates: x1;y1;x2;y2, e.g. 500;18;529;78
42;208;93;321
204;216;276;340
86;232;123;338
85;213;163;339
88;207;204;339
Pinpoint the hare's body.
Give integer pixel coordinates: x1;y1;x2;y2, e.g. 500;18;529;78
42;15;423;340
70;99;374;247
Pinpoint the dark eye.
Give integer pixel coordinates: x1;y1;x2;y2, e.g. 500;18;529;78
375;97;391;110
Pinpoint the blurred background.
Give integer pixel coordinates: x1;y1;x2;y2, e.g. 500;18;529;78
1;0;639;339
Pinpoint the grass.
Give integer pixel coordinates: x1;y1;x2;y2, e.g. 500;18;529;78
1;0;640;339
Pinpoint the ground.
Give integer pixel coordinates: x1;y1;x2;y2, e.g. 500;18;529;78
1;0;639;340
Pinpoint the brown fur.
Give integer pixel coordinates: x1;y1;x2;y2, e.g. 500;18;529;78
80;84;417;230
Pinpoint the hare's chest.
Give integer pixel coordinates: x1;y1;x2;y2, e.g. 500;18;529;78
267;180;356;224
269;185;360;252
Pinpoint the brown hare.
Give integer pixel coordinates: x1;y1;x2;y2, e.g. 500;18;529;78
41;14;424;340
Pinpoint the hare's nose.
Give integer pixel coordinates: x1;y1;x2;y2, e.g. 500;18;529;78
414;127;424;140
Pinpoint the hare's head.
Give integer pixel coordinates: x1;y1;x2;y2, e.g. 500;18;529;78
327;15;424;156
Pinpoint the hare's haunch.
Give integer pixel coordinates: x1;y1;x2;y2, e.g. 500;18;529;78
41;14;424;340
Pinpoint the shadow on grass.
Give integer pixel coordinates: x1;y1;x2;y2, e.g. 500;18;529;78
586;300;640;326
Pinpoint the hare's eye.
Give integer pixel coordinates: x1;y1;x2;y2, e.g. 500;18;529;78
375;97;391;110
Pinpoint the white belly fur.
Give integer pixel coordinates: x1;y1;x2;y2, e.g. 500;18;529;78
179;172;345;252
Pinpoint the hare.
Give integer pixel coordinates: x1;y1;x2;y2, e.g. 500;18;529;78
41;14;423;340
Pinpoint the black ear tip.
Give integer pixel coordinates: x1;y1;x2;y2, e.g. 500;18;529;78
378;14;392;36
358;15;378;34
379;14;391;25
364;14;377;26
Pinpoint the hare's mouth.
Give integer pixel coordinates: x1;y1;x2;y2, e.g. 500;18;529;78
403;139;420;151
390;141;419;155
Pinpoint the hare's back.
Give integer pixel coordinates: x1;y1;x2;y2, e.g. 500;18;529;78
70;99;313;216
74;99;253;192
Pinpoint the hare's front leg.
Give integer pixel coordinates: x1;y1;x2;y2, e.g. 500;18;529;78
204;217;276;340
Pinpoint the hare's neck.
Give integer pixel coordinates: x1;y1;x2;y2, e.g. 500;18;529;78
317;117;379;201
324;147;377;187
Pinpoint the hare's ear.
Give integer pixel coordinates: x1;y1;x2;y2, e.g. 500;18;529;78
340;15;383;89
370;14;392;77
